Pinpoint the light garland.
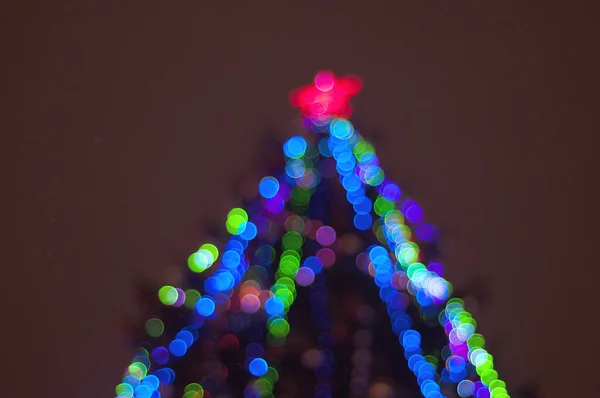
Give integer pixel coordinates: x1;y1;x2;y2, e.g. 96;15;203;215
115;71;511;398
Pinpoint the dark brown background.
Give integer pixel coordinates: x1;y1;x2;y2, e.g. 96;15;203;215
5;2;598;397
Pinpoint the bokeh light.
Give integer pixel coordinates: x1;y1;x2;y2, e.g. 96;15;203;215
295;267;315;286
248;358;269;377
195;297;216;316
158;286;178;306
316;226;336;246
259;176;280;199
168;339;187;357
117;73;509;398
283;136;307;159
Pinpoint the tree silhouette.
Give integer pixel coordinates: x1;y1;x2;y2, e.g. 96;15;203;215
117;72;518;398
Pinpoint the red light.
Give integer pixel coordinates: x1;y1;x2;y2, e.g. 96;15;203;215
289;71;362;119
314;71;335;92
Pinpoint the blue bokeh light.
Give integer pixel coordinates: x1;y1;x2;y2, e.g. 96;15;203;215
248;357;269;376
168;339;187;357
353;213;373;230
175;330;194;348
265;296;285;316
329;119;354;140
240;221;257;240
151;347;170;365
134;384;153;398
304;256;323;274
153;368;172;385
402;199;424;223
141;375;160;391
259;177;280;199
457;379;474;397
195;297;216;316
283;136;307;159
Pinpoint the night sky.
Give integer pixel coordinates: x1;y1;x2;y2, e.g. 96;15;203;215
6;2;599;397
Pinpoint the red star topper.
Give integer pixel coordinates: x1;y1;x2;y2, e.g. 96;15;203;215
289;71;363;119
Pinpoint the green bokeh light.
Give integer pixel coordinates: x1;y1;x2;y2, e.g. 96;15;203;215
199;243;219;262
268;317;290;337
265;367;279;383
158;285;178;306
227;208;248;222
128;361;147;379
144;318;164;338
115;383;134;397
184;289;201;309
374;196;395;215
226;214;247;235
282;231;303;250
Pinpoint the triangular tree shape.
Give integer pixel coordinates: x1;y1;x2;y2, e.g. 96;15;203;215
116;72;510;398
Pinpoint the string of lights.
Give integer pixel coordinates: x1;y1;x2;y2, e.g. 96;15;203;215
115;71;510;398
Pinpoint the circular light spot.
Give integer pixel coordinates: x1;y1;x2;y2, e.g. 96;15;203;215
282;231;303;250
246;342;264;358
315;71;334;92
354;213;373;230
284;214;305;232
145;318;164;338
481;369;498;386
184;289;201;309
222;250;241;268
195;297;216;316
151;347;169;365
176;330;194;348
427;261;444;276
228;207;248;222
416;222;439;242
457;380;474;397
316;248;336;268
329;119;354;140
318;138;332;156
240;221;258;240
488;380;506;391
380;181;401;201
248;358;269;377
369;382;394;398
241;294;261;314
299;259;319;277
285;159;306;178
265;297;285;316
134;384;152;398
158;286;178;306
255;245;276;264
476;388;490;398
447;355;467;374
141;375;159;391
116;383;134;397
154;368;173;385
265;367;279;383
199;243;219;262
184;383;204;398
173;288;186;307
402;200;424;223
226;216;247;235
283;136;307;159
188;250;212;273
259;177;279;199
268;317;290;337
316;226;336;246
184;383;204;394
219;334;240;350
295;267;315;286
168;339;187;357
264;196;284;214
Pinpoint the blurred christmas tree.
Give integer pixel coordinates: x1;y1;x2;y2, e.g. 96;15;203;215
118;72;517;398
